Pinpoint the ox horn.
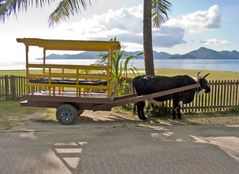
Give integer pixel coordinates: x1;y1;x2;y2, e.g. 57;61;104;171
202;73;210;78
197;71;201;77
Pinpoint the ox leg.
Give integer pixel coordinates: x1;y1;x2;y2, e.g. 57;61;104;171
172;99;178;120
136;102;143;120
176;105;182;119
136;101;147;121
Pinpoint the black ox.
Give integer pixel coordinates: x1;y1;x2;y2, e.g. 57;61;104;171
133;72;210;120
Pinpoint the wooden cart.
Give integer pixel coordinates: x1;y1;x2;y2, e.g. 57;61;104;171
18;38;200;125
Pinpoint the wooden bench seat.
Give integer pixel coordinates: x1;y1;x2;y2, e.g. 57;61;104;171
30;78;108;86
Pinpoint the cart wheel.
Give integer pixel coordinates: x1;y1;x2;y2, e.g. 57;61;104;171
56;104;78;125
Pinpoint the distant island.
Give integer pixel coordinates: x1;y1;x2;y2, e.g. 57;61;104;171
45;47;239;60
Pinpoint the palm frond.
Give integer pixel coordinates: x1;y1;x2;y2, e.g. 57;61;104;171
0;0;54;22
48;0;91;26
152;0;171;28
130;67;139;77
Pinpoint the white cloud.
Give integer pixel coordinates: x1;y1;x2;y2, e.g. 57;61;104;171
52;4;185;49
56;5;143;38
201;39;229;45
165;5;222;33
25;4;222;50
153;26;186;47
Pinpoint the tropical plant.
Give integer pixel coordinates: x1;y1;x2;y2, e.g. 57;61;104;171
100;41;142;96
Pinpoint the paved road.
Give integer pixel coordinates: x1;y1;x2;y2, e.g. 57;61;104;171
0;113;239;174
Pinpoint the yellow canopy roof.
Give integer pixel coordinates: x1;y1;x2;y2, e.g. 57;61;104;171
17;38;121;51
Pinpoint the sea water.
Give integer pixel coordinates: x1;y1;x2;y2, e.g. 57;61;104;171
1;59;239;72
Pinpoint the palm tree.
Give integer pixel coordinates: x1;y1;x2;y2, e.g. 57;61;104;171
0;0;92;26
144;0;171;75
0;0;171;75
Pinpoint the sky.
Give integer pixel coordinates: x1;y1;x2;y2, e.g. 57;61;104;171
0;0;239;61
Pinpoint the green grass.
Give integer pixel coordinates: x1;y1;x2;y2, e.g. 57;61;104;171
184;112;239;125
142;111;239;126
154;68;239;80
0;70;26;76
1;68;239;80
116;106;239;126
135;68;239;80
0;101;56;129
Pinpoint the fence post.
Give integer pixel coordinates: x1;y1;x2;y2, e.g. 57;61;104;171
10;76;16;99
4;75;9;100
236;80;239;106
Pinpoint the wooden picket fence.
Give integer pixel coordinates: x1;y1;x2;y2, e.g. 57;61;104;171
157;80;239;112
0;75;239;112
182;80;239;112
0;75;26;100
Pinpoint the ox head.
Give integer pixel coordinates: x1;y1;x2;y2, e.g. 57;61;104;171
195;72;211;94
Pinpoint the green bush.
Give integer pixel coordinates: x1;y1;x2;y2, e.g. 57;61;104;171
145;102;172;118
228;107;239;113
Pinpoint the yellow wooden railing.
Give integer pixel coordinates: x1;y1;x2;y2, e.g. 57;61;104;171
26;64;113;97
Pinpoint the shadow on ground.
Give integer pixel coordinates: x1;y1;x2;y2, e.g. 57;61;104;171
30;110;140;126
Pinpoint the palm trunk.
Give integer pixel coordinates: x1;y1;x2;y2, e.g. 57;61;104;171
143;0;155;75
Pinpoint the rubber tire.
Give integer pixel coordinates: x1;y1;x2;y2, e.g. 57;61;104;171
56;104;78;125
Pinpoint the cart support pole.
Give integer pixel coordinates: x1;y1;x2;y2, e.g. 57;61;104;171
25;45;29;94
43;49;46;74
93;83;201;111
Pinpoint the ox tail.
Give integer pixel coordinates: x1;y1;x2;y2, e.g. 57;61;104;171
132;80;137;115
132;78;137;95
133;84;136;95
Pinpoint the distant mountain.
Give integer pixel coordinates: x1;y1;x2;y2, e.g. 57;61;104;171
46;51;171;60
153;51;172;59
170;47;239;59
46;51;104;59
123;51;171;59
46;47;239;60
